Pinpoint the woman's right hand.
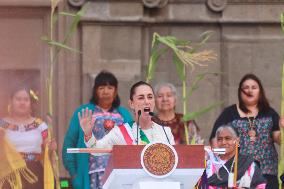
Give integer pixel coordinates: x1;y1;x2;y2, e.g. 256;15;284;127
78;108;94;136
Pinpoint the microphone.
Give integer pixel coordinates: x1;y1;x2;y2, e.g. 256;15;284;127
148;112;155;117
137;110;142;145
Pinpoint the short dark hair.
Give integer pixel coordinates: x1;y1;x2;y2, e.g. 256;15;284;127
129;81;153;100
238;73;269;113
90;70;120;108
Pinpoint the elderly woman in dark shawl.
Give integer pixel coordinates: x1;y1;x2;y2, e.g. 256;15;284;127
203;125;266;189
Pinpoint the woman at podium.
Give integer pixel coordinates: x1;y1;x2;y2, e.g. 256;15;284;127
204;125;266;189
79;81;175;150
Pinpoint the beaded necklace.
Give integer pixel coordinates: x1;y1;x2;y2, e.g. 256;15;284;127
247;116;256;143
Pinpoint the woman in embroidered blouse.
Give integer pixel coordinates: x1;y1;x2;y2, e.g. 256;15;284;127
152;82;203;144
209;73;284;189
204;124;266;189
0;86;54;189
80;81;175;151
62;71;133;189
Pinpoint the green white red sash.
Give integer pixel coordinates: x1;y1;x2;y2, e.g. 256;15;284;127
118;123;151;145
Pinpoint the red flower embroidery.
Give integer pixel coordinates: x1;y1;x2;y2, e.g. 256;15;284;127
103;120;115;130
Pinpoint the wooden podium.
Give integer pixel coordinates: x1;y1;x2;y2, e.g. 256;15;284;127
102;145;204;189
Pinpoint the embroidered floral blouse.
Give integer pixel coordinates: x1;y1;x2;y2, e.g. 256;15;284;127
88;106;125;174
0;118;48;154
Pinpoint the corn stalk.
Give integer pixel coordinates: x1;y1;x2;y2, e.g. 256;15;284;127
42;1;86;188
279;12;284;189
146;32;220;145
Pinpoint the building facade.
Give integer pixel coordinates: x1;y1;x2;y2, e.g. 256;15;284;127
0;0;284;176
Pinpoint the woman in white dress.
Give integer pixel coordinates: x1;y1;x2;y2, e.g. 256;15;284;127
0;86;56;189
79;81;175;149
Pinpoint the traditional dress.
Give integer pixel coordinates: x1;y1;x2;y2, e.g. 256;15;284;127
62;103;133;189
0;118;47;189
203;151;266;189
210;104;279;189
152;113;203;144
88;106;125;189
85;121;175;152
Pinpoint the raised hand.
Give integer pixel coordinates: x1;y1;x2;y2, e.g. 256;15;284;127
78;108;94;136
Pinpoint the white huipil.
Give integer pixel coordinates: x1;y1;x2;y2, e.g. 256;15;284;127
5;122;48;153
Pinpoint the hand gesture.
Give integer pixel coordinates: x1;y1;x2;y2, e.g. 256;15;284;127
78;108;94;136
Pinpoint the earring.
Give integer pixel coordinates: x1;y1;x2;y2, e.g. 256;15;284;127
234;140;240;147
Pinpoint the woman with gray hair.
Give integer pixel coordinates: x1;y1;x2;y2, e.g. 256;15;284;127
152;82;203;144
203;124;266;189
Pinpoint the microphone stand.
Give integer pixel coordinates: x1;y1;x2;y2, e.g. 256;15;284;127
137;110;141;145
162;125;171;144
149;112;171;144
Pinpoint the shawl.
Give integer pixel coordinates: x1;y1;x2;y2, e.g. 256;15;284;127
208;154;265;188
0;134;37;189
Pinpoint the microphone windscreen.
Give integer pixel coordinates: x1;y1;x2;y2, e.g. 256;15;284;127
138;110;142;116
148;112;155;116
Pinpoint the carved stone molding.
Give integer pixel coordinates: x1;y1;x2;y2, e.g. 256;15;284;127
68;0;86;7
142;0;169;8
206;0;227;12
228;0;283;3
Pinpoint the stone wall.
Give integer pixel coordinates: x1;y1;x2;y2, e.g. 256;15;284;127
75;0;284;142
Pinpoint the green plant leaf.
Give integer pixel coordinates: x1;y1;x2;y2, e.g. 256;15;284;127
62;5;87;44
59;11;77;17
156;36;179;51
185;72;222;101
182;101;223;122
151;32;160;48
52;13;59;26
146;47;168;82
45;39;81;53
281;13;284;36
166;36;190;47
173;53;186;81
190;31;214;53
